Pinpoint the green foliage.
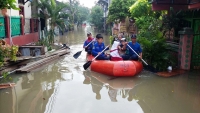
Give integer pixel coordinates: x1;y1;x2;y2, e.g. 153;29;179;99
33;0;68;44
69;0;79;23
109;35;114;45
76;6;90;26
36;41;52;51
138;35;172;71
130;0;151;18
89;5;104;31
130;0;175;71
36;30;52;51
0;71;12;82
2;72;9;78
130;0;161;19
0;41;18;67
108;0;136;23
0;0;19;10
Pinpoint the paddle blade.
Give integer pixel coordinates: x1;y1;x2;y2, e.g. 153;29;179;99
73;51;82;59
83;61;92;70
144;65;158;73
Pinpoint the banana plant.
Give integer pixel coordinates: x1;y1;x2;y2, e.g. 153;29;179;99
32;0;69;44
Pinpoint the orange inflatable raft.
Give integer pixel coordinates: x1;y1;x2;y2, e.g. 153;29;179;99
87;55;143;77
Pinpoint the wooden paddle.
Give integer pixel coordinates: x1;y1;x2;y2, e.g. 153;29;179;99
127;44;157;72
73;39;95;59
83;45;109;70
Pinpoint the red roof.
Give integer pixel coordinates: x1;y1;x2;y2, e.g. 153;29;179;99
150;0;200;10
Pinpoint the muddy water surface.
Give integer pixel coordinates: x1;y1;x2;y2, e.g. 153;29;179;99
0;26;200;113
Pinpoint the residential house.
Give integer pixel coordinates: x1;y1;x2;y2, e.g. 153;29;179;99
0;0;39;46
150;0;200;70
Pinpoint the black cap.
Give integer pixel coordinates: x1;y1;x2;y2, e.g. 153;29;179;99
131;34;137;38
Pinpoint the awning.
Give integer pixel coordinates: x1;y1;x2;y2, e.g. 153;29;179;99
150;0;200;11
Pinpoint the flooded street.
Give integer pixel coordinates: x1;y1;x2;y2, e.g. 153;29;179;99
0;27;200;113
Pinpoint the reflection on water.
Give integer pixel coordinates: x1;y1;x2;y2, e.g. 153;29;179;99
83;71;140;102
0;27;200;113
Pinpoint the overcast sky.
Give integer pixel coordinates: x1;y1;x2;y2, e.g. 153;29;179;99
79;0;96;8
58;0;97;8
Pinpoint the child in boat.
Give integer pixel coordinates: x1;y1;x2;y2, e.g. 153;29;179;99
111;33;124;45
118;38;127;56
110;41;123;61
116;33;124;42
83;32;94;55
92;34;110;60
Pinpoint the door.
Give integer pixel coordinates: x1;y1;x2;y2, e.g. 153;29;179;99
191;19;200;69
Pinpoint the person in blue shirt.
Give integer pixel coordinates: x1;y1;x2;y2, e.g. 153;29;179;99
83;32;94;55
92;34;110;60
122;34;142;60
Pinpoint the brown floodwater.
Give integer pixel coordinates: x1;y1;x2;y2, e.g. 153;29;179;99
0;26;200;113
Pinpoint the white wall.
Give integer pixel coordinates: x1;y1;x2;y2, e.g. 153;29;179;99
24;2;32;18
7;9;19;16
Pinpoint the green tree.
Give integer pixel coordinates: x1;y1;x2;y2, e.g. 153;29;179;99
33;0;69;44
130;0;152;18
69;0;79;24
0;0;19;10
107;0;136;23
75;6;90;26
89;5;104;31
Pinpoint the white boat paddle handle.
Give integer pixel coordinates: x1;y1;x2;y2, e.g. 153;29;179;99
92;45;109;61
127;44;148;65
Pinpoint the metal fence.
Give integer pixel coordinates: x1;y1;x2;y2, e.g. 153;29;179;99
24;18;30;33
0;16;6;39
11;16;21;37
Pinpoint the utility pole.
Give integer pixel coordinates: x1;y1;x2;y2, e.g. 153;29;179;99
99;0;108;33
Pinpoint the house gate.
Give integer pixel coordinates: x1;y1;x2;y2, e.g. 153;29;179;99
191;19;200;69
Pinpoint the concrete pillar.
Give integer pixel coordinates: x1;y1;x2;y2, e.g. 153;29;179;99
20;16;24;35
5;15;11;39
178;27;194;70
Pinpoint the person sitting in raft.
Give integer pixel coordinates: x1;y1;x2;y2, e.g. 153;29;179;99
118;38;127;56
110;41;123;61
122;34;142;61
83;32;94;55
111;33;124;44
92;34;110;60
116;33;124;42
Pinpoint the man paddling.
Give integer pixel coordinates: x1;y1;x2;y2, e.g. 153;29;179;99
83;32;94;55
92;34;110;60
122;34;142;61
